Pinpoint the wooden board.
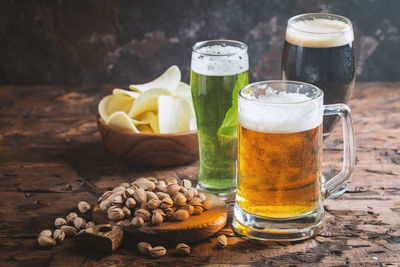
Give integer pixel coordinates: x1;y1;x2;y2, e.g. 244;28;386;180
92;191;227;246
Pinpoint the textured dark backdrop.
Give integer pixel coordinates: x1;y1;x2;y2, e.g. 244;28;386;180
1;0;399;85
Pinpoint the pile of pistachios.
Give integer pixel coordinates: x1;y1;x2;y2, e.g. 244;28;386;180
37;177;218;255
98;177;211;226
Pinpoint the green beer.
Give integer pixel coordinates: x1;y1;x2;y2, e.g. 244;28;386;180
190;40;249;194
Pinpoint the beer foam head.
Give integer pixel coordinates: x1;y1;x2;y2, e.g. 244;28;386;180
239;85;323;133
286;17;354;48
191;41;249;76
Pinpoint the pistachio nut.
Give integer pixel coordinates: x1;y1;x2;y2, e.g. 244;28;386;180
152;208;166;219
131;216;144;227
162;207;174;217
73;217;86;230
145;191;158;201
39;229;52;238
165;177;178;185
86;221;95;228
189;198;203;207
176;243;191;255
98;190;113;202
181;179;192;189
179;186;188;194
122;206;131;217
61;225;78;236
124;188;135;199
137;180;155;191
112;186;126;194
179;205;194;215
133;188;147;204
165;184;180;196
38;235;56;248
203;199;212;210
66;212;78;224
111;195;124;206
173;209;189;221
151;212;163;225
78;201;91;213
99;200;111;212
184;189;195;201
125;197;137;209
155;192;170;200
161;198;173;209
135;209;151;221
149;246;166;258
193;205;204;215
53;229;65;244
173;193;187;206
146;177;158;184
137;241;152;255
54;218;67;228
147;199;161;209
217;235;228;248
107;207;124;221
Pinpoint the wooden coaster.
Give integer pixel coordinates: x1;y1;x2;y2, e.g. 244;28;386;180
92;191;227;247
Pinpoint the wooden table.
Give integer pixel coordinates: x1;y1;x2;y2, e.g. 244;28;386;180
0;83;399;266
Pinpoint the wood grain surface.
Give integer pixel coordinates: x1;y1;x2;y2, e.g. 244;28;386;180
0;83;399;266
97;116;199;167
91;191;227;246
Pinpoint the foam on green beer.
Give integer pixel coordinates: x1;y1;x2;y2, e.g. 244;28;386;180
191;45;249;76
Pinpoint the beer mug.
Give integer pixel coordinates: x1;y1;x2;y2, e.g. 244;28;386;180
233;81;355;241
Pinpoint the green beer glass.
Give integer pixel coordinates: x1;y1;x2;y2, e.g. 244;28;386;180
190;40;249;197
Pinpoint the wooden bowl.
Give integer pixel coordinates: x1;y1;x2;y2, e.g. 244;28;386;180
97;116;199;166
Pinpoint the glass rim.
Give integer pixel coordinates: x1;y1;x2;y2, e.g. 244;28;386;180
288;13;353;35
192;39;248;57
239;80;324;105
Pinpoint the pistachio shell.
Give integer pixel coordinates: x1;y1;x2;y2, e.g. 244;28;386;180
149;246;166;258
173;209;189;221
137;241;152;255
176;243;191;255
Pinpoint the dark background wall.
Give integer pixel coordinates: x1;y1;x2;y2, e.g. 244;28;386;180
1;0;399;85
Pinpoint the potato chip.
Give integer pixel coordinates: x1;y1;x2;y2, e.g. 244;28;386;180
128;88;171;118
189;116;197;131
137;125;153;133
99;94;134;123
132;111;155;125
107;111;139;132
129;65;181;93
113;88;140;99
150;114;160;133
158;96;191;133
173;82;191;98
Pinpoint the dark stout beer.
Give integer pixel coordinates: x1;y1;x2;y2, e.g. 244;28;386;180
281;14;355;134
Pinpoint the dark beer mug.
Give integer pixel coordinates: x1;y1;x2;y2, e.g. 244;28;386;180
281;13;355;136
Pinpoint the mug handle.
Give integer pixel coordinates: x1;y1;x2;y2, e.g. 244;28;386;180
323;104;356;199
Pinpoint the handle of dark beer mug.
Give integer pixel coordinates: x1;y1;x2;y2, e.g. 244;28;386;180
323;104;356;199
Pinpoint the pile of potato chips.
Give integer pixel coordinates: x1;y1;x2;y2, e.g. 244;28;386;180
98;66;196;134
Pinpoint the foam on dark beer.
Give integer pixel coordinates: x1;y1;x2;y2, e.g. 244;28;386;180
286;18;354;48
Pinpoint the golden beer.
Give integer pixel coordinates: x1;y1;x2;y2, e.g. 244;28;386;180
233;80;356;241
237;124;322;218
